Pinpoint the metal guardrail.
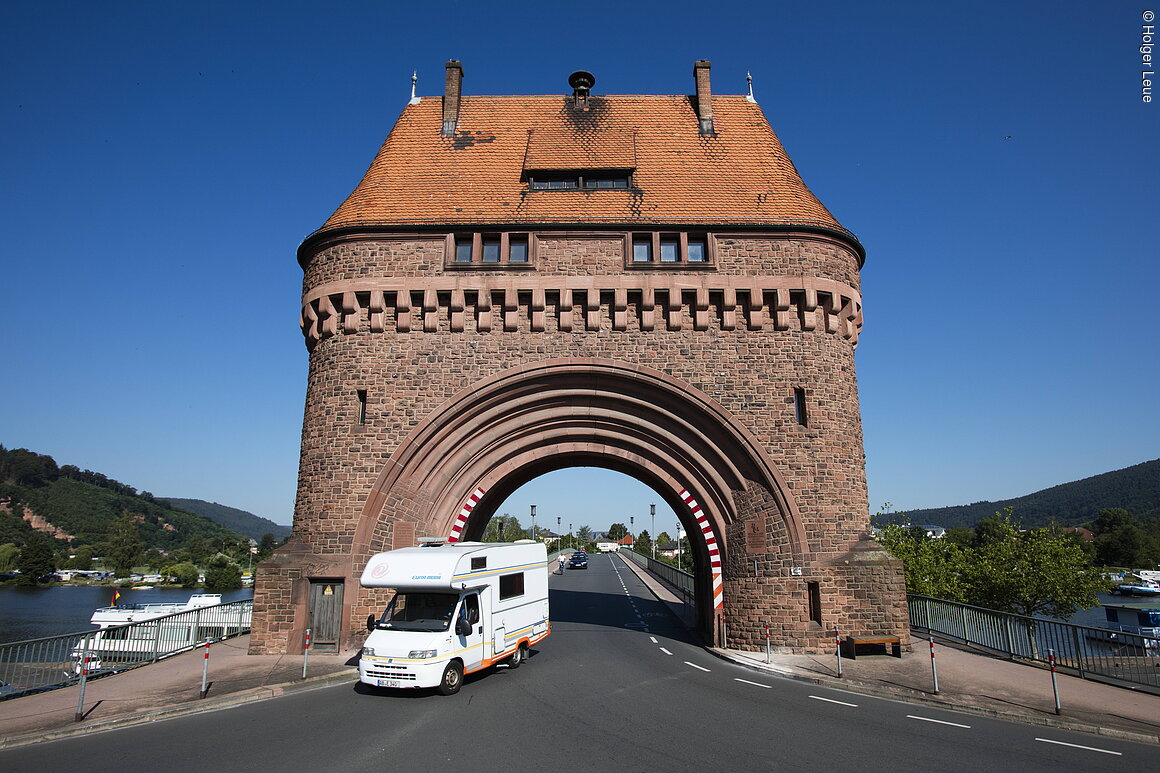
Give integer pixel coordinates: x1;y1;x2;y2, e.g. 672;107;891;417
619;548;695;602
0;599;253;701
908;595;1160;692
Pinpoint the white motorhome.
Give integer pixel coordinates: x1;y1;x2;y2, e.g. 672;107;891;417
359;540;550;694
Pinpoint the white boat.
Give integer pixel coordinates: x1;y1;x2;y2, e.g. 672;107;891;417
74;594;252;670
89;593;225;628
1112;577;1160;597
1086;604;1160;649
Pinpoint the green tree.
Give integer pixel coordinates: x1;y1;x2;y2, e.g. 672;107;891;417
142;548;167;571
203;553;242;592
576;525;592;541
164;561;200;587
608;523;628;541
483;515;526;542
258;533;279;555
16;532;56;584
106;515;144;577
0;542;19;571
68;545;94;570
877;522;969;601
966;514;1109;618
635;530;652;556
656;531;672;547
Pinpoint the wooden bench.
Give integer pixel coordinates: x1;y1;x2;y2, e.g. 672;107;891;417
841;635;902;659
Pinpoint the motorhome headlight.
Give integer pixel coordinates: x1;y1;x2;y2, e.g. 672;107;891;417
362;647;376;657
408;649;438;659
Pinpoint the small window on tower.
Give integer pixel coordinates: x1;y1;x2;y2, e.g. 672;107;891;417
357;390;367;425
794;388;808;427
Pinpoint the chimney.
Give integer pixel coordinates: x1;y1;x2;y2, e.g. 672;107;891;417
442;60;464;136
693;60;714;135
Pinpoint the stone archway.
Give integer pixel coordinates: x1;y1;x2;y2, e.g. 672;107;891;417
345;358;806;642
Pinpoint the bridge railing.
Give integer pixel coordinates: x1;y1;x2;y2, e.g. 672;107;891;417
908;594;1159;692
618;548;695;602
0;598;253;701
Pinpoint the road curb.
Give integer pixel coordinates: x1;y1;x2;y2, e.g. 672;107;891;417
706;647;1160;747
0;669;358;751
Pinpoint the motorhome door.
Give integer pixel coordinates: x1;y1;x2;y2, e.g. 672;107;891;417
456;593;485;672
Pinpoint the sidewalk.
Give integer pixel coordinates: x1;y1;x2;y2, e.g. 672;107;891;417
0;635;360;750
614;553;1160;745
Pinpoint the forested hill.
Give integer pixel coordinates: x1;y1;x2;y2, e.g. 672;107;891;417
0;445;244;551
161;498;290;541
901;458;1160;529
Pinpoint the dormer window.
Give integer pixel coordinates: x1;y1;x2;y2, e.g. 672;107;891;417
527;170;632;190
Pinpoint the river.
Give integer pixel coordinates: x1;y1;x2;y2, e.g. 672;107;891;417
0;586;253;645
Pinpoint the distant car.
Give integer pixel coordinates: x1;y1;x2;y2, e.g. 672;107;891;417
568;552;588;569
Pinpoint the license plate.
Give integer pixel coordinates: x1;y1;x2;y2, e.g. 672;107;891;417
377;679;401;688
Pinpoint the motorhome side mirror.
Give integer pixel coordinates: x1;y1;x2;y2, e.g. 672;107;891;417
455;618;471;636
367;614;376;631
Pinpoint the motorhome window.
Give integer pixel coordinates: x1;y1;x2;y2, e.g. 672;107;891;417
471;557;487;571
375;592;457;632
499;573;525;600
462;594;480;625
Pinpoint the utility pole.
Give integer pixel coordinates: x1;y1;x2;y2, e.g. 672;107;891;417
530;504;536;541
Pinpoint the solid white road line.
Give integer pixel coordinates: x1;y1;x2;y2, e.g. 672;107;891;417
734;678;772;689
809;695;858;707
684;662;711;672
659;647;673;655
1034;738;1121;756
906;715;970;728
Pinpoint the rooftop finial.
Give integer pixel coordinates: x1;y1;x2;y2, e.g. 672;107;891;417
746;71;756;103
409;70;420;105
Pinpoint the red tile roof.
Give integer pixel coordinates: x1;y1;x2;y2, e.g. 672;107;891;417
317;94;852;238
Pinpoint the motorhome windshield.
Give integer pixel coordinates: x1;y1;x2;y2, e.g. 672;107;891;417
375;592;458;632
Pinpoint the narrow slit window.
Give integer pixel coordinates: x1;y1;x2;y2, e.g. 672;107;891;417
808;581;822;625
794;388;808;427
357;390;367;425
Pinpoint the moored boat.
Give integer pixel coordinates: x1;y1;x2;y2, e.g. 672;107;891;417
1086;603;1160;649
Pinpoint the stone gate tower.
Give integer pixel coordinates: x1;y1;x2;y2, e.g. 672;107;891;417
250;61;908;655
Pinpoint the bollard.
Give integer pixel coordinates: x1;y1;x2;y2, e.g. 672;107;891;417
721;613;728;650
929;637;939;694
74;637;91;722
834;625;843;678
199;639;211;699
765;622;771;664
1048;648;1061;715
302;628;312;680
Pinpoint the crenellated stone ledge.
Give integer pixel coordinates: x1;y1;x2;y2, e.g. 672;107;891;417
300;275;863;349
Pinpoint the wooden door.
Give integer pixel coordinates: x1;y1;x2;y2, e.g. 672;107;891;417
308;580;344;651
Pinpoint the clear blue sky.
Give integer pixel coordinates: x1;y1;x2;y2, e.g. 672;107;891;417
3;1;1156;530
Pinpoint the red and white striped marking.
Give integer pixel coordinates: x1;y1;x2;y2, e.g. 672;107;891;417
678;488;723;610
448;486;486;542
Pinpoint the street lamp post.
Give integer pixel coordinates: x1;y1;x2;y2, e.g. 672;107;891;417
676;524;682;571
569;523;573;551
650;504;656;560
530;504;536;542
557;517;561;549
629;516;634;550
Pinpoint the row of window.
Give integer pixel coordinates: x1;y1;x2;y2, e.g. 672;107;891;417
527;172;632;190
448;232;713;266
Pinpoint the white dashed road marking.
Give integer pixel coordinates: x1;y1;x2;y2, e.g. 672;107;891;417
734;678;772;689
659;647;673;655
649;636;658;643
685;662;710;672
809;695;858;707
906;715;970;728
1034;738;1121;756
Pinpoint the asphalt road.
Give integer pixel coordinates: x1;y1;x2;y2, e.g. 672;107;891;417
1;554;1151;771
